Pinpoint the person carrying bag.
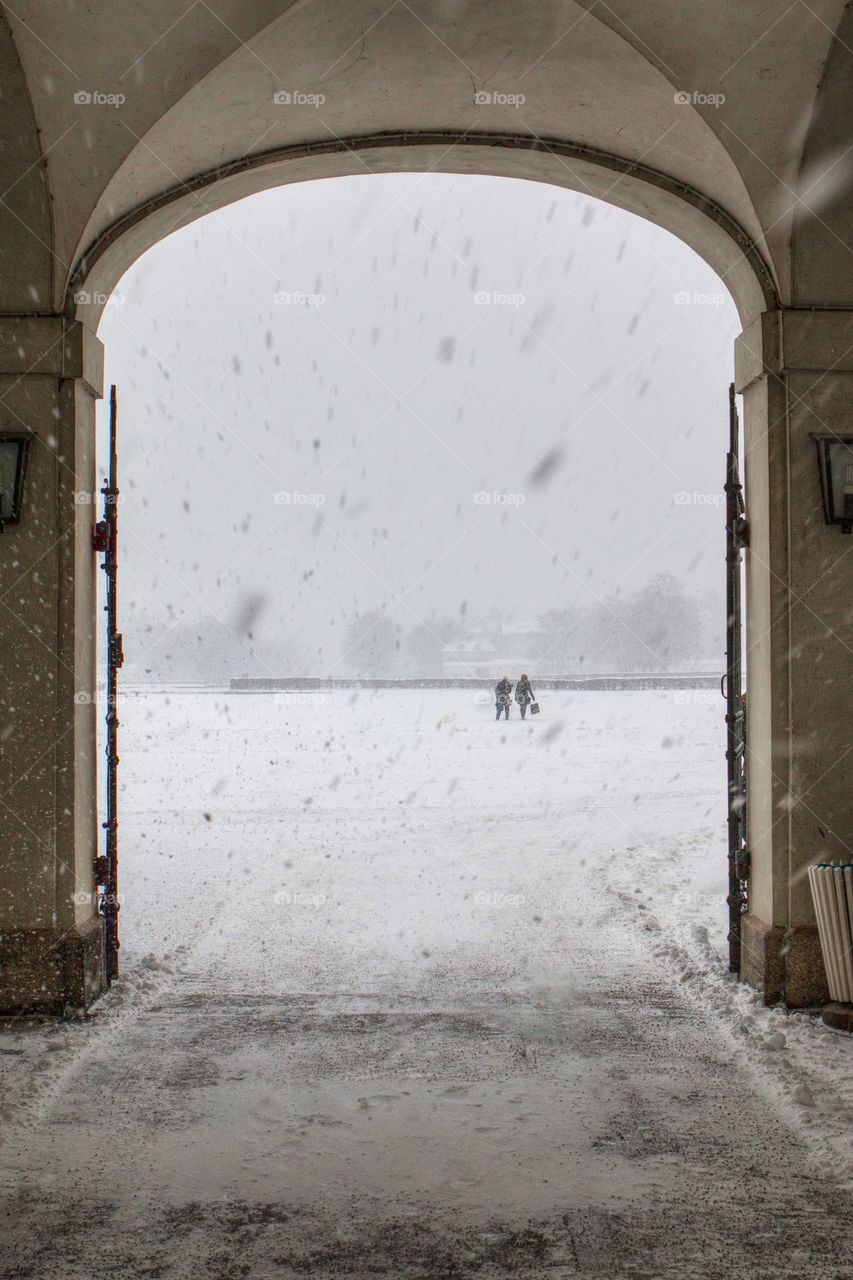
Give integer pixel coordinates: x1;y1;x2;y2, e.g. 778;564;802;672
515;674;539;719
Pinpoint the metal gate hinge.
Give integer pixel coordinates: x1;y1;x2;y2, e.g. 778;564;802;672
735;847;751;878
92;521;109;553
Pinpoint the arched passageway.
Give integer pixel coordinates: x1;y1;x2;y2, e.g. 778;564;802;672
1;4;852;1273
0;0;850;1055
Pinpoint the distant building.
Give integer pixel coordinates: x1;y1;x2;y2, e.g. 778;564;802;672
441;619;545;679
499;618;545;660
441;637;498;678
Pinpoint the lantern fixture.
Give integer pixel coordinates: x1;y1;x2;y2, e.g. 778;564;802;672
811;434;853;534
0;433;32;531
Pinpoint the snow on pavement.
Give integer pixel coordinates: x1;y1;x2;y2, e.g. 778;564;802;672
1;688;852;1279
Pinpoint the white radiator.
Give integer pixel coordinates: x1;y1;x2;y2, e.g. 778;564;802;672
808;863;853;1004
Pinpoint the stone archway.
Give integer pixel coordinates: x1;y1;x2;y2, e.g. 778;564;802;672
1;1;850;1011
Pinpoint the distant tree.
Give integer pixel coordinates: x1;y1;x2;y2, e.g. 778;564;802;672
623;574;702;670
343;609;401;676
536;607;582;671
144;617;297;683
404;617;462;676
535;578;705;675
573;598;635;672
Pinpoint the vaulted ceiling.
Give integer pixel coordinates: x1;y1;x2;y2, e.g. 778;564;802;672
1;1;850;323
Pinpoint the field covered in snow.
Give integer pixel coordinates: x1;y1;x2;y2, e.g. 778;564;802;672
117;686;730;973
3;688;853;1279
115;688;853;1190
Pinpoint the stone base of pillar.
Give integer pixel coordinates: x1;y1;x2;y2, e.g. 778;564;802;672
821;1003;853;1033
0;917;106;1014
740;913;829;1007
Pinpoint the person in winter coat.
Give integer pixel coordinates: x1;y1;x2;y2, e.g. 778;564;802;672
494;676;513;720
515;674;535;719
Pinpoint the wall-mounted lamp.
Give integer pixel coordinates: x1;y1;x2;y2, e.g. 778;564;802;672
0;434;32;531
811;434;853;534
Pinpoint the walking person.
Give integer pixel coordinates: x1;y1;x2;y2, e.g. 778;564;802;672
494;675;512;721
515;673;535;720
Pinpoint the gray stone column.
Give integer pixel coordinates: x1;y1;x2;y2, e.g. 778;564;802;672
0;316;106;1012
735;309;853;1005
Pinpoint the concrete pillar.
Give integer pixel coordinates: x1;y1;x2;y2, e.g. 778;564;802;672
0;316;106;1012
736;309;853;1006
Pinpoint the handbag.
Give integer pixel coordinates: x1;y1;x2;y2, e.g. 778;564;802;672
530;701;540;715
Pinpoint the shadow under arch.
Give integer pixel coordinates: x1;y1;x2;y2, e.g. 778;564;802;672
68;131;776;332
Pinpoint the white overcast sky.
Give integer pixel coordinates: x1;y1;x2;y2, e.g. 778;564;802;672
97;172;740;676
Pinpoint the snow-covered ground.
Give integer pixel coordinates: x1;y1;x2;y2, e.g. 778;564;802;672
118;685;731;968
2;689;852;1279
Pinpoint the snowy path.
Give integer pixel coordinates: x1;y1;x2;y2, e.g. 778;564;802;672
2;690;853;1279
